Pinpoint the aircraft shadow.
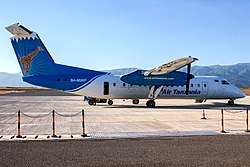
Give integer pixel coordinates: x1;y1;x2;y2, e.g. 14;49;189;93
105;102;250;110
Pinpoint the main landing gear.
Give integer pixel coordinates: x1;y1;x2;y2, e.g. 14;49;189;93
145;86;163;108
132;99;140;104
146;100;155;108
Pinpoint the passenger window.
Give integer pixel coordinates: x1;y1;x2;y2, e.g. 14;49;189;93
214;80;219;82
123;83;126;87
130;84;133;87
222;80;229;85
198;84;200;87
191;84;193;87
204;84;207;87
113;83;116;87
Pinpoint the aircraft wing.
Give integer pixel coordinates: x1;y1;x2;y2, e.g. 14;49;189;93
144;57;198;76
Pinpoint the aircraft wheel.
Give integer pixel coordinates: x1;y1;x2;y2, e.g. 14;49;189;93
88;100;94;106
132;99;140;104
108;100;113;105
227;99;234;105
146;100;155;108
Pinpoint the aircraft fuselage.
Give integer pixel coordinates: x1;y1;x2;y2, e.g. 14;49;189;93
75;74;245;101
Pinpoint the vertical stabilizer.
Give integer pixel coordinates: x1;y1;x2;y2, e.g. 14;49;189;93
6;23;57;76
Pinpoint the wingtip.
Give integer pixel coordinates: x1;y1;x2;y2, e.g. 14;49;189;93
188;56;199;61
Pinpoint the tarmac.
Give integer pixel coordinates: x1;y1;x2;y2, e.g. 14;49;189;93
0;135;250;166
0;94;250;166
0;95;249;139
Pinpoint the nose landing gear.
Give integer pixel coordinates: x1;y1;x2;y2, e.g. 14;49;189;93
227;99;235;105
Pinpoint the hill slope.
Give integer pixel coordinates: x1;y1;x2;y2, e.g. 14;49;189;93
0;72;32;87
190;63;250;88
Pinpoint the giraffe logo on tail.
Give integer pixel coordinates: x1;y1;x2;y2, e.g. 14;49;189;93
18;46;44;75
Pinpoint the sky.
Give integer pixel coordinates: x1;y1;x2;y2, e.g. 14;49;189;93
1;0;250;73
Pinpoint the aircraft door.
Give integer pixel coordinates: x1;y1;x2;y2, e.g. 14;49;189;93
202;82;208;95
103;82;109;95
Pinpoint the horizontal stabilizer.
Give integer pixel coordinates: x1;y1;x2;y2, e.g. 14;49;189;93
144;57;198;76
6;23;32;36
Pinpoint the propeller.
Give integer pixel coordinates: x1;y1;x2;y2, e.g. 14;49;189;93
186;63;191;95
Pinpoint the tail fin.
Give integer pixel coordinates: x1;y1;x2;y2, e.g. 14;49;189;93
6;23;57;76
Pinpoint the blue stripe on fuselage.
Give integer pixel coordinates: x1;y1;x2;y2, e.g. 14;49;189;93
23;64;107;91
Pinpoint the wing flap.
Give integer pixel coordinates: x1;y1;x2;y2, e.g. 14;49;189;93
144;57;198;76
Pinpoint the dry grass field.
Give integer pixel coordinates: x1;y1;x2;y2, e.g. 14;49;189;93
0;87;77;96
241;88;250;96
0;87;38;95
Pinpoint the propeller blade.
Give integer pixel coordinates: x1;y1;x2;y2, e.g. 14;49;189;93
186;63;191;95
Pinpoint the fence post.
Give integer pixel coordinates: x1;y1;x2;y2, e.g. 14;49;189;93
246;109;249;132
221;109;226;133
16;110;23;138
51;110;57;137
81;109;88;137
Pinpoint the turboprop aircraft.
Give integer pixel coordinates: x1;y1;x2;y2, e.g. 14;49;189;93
6;23;246;108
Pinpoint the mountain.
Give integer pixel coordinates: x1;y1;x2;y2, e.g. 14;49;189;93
0;72;33;87
108;64;250;88
190;63;250;88
0;63;250;88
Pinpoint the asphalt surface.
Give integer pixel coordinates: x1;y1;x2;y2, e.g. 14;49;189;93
1;91;250;166
0;134;250;166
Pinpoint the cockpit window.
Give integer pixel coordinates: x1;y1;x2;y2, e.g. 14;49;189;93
221;80;229;85
214;80;219;82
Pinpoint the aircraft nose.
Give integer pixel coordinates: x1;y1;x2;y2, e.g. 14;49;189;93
239;90;246;98
233;87;246;98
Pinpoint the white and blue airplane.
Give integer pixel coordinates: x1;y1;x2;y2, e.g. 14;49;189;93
6;23;246;107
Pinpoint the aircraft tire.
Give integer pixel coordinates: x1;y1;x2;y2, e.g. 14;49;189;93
88;100;94;106
108;100;113;105
146;100;155;108
227;99;234;105
132;99;140;104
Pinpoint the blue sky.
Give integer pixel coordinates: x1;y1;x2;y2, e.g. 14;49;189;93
1;0;250;73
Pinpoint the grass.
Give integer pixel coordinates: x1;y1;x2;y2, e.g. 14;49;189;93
0;87;48;95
